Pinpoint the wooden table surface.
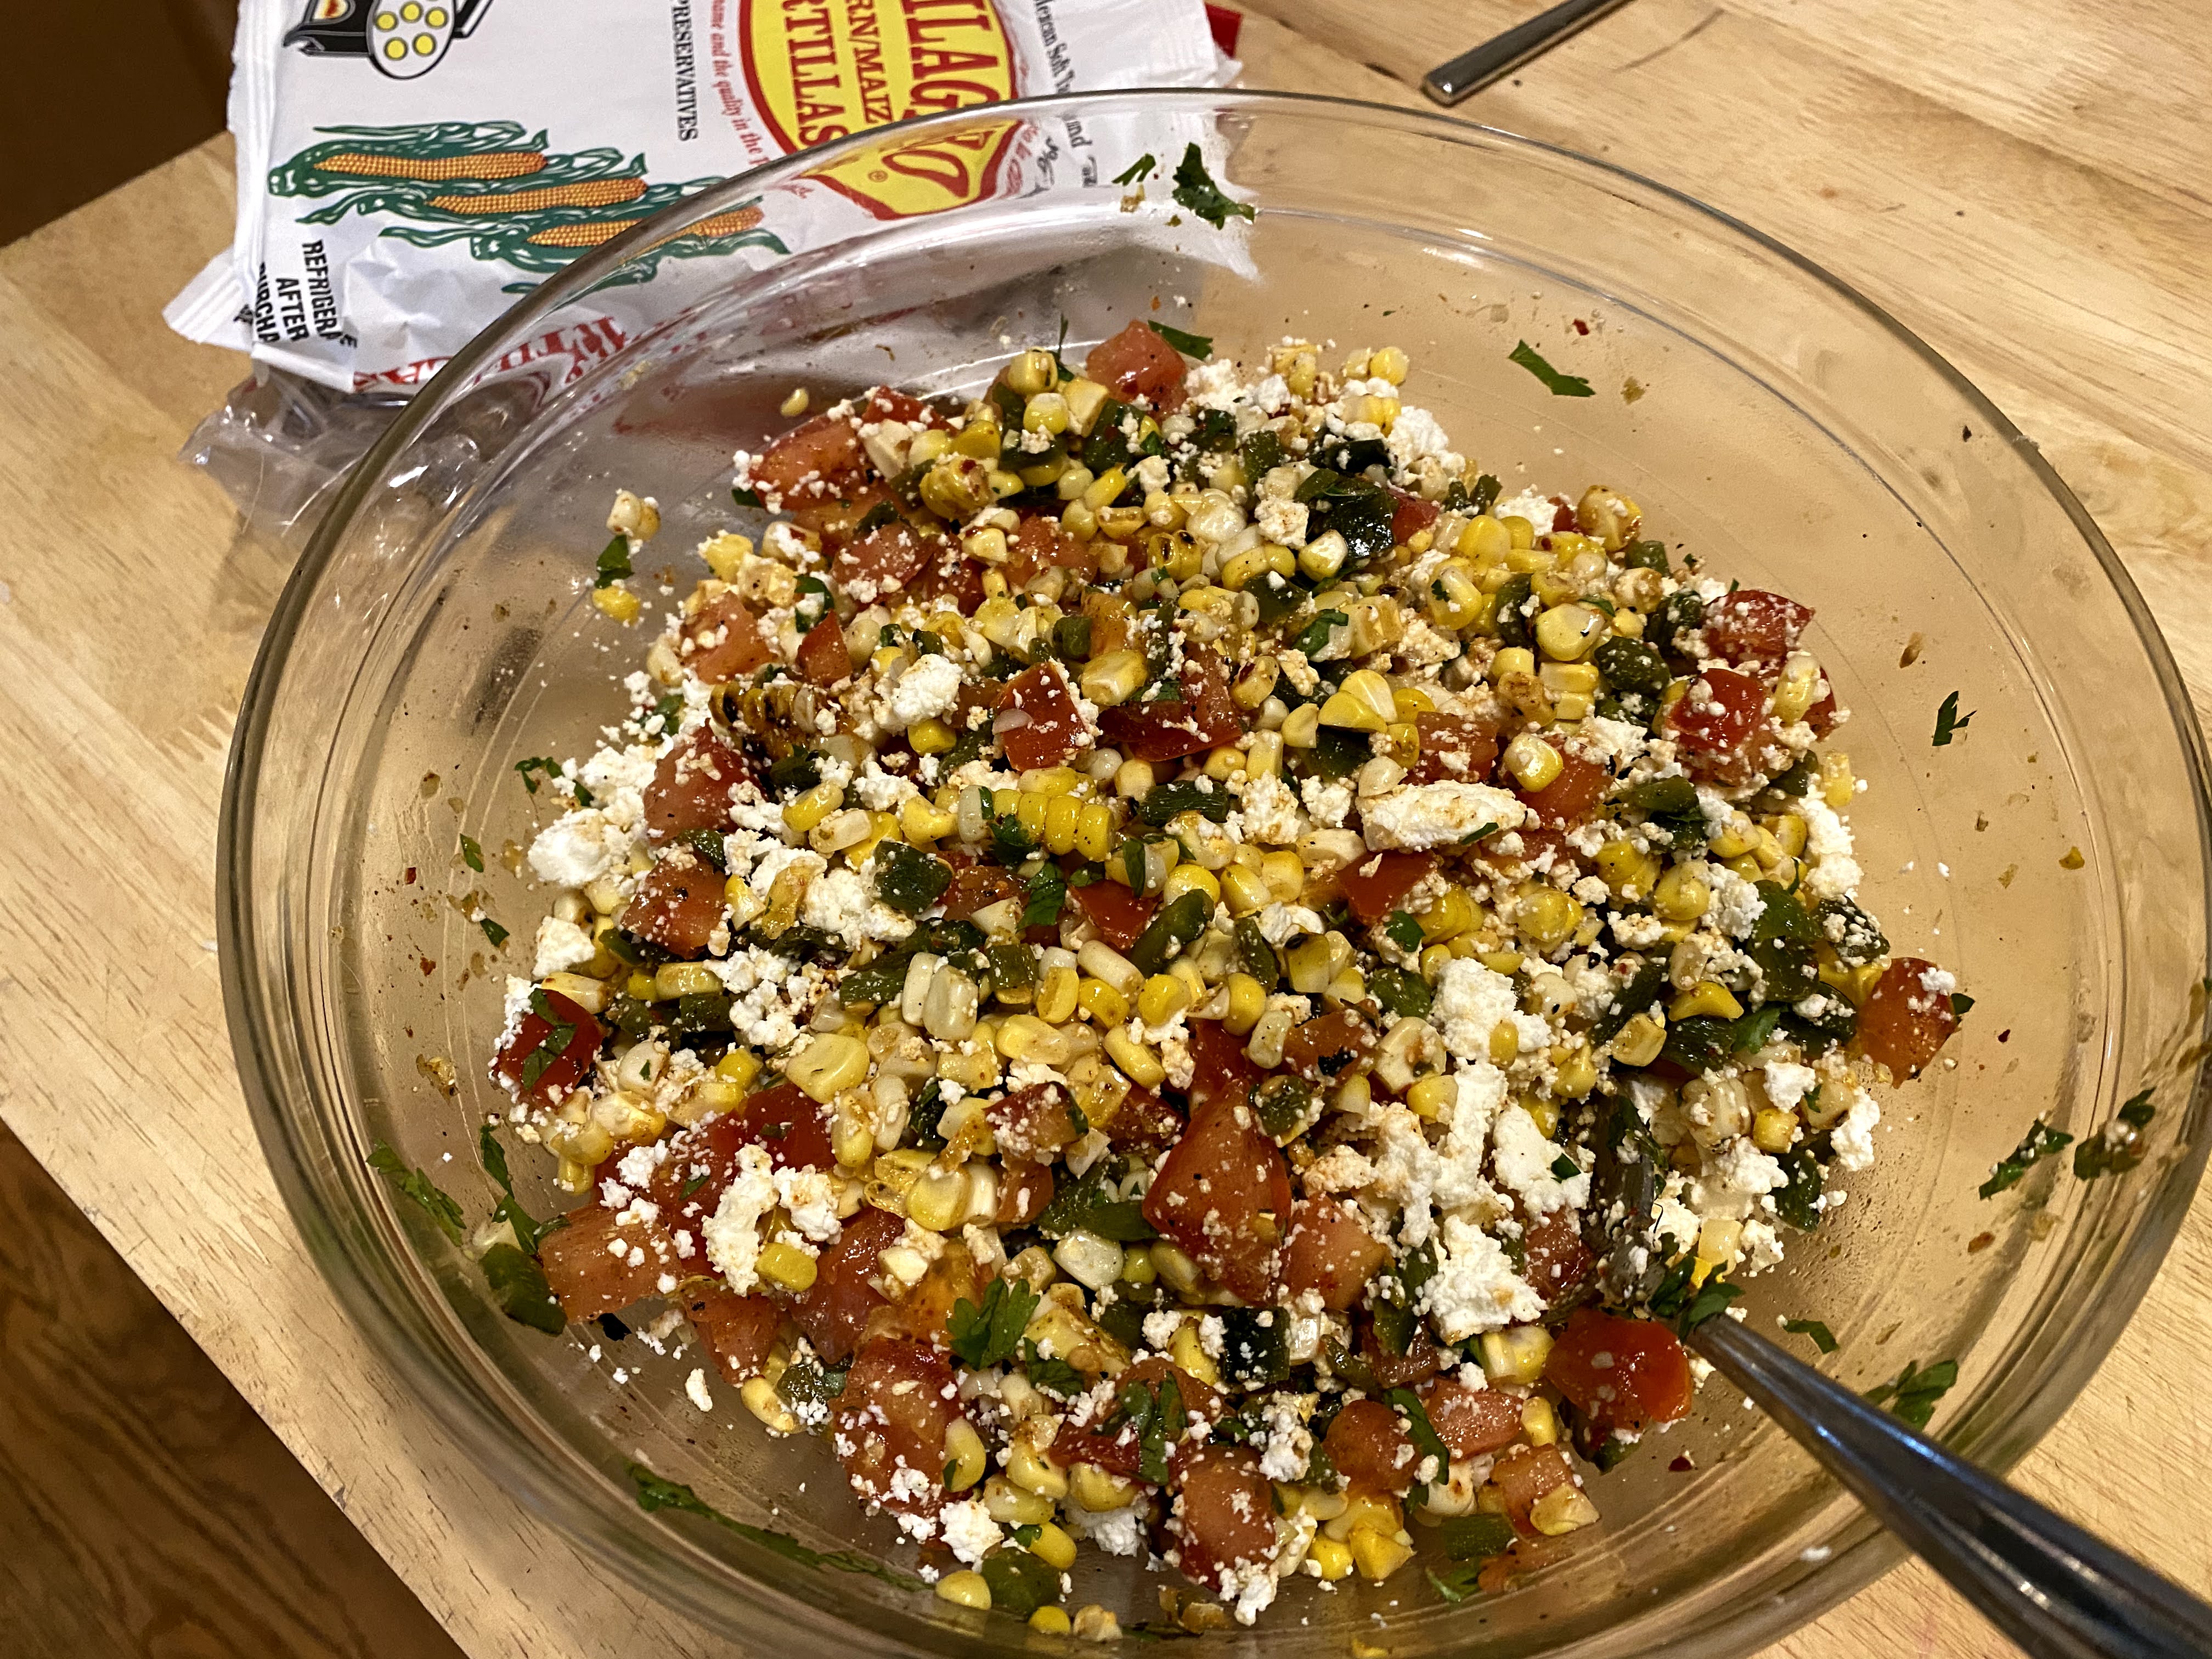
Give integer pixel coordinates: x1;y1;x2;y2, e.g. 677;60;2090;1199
7;4;2211;1654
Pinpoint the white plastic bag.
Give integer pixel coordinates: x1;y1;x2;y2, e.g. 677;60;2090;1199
167;0;1233;394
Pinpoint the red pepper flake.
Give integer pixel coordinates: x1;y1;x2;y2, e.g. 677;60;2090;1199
1572;318;1590;336
1996;1029;2011;1043
1668;1454;1696;1472
404;867;417;884
1967;1232;1995;1254
420;957;437;975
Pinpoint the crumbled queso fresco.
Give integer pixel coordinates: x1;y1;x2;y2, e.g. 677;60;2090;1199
487;321;1963;1629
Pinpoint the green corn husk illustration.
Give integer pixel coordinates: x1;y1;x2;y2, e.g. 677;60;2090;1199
269;121;787;292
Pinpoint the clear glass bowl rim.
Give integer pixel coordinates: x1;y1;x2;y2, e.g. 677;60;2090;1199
217;87;2212;1655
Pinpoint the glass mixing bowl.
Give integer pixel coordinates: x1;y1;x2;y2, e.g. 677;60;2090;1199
220;91;2212;1657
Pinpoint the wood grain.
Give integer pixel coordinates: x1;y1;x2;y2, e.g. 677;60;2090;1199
2;5;2209;1657
0;1120;466;1659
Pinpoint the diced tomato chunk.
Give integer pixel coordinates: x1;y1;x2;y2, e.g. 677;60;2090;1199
493;989;604;1108
1700;589;1813;672
1338;850;1435;925
1857;956;1961;1080
1489;1444;1577;1535
911;545;987;616
1085;319;1187;412
1071;878;1157;952
986;1081;1084;1162
539;1205;680;1320
832;522;935;606
684;1285;784;1385
793;1206;904;1363
997;662;1090;772
1516;752;1610;827
1663;666;1772;783
1282;1008;1376;1085
863;1238;988;1352
1143;1096;1292;1304
1101;1080;1184;1148
1183;1019;1261;1115
1419;1375;1527;1459
684;590;776;684
1082;590;1137;658
1166;1445;1276;1593
752;412;864;501
833;1338;968;1517
1279;1197;1390;1312
1007;513;1096;584
1407;711;1502;787
787;482;896;552
1389;487;1440;546
1099;655;1241;762
1325;1399;1419;1493
1521;1208;1595;1301
644;729;749;840
1544;1306;1694;1432
1357;1314;1451;1389
1804;682;1840;736
940;861;1019;921
621;850;726;958
996;1159;1054;1226
794;614;850;687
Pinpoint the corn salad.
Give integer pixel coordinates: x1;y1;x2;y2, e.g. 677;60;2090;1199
488;320;1961;1626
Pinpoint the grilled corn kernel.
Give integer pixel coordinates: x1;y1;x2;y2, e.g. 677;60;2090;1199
1171;1319;1221;1387
1350;1525;1415;1582
1306;1537;1356;1582
1671;980;1746;1022
1773;651;1822;725
782;780;845;834
1036;964;1080;1025
1223;973;1268;1035
1406;1074;1458;1120
1503;732;1564;792
755;1240;819;1293
1075;801;1117;861
1420;888;1478;940
1104;1028;1166;1088
1553;1046;1599;1100
1611;1011;1666;1067
1136;974;1191;1026
1162;864;1221;909
1221;863;1270;917
1595;840;1662;900
1081;650;1148;708
1520;1395;1561;1448
1752;1107;1799;1154
1479;1325;1554;1385
742;1375;800;1434
1709;811;1758;859
1530;1485;1600;1537
1071;1462;1140;1513
1820;752;1856;809
1515;884;1581;950
1652;864;1710;921
935;1570;991;1611
592;584;641;623
985;1475;1054;1525
787;1032;869;1102
938;1418;988;1492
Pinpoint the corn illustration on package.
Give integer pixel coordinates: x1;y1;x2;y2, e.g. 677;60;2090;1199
166;0;1233;393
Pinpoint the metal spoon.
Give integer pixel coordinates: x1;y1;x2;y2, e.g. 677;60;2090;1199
1422;0;1637;104
1690;1318;2212;1658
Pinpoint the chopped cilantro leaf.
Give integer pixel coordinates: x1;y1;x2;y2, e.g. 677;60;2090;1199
1782;1318;1839;1354
1383;1387;1451;1505
478;916;509;948
1113;153;1157;186
1864;1358;1958;1430
1147;320;1212;358
1427;1562;1487;1603
1020;861;1067;932
947;1278;1040;1370
594;533;633;589
459;834;484;872
1169;143;1254;229
1508;340;1594;397
1979;1118;2073;1198
1383;911;1425;954
629;1465;928;1590
1932;690;1974;746
367;1142;466;1245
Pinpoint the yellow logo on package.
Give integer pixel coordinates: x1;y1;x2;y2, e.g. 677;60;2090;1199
741;0;1022;219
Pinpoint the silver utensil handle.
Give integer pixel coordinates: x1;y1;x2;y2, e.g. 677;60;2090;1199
1422;0;1634;104
1692;1318;2212;1659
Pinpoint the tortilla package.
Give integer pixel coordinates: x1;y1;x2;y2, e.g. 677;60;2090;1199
167;0;1236;394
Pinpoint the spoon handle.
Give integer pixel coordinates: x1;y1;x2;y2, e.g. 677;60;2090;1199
1690;1318;2212;1659
1421;0;1635;105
